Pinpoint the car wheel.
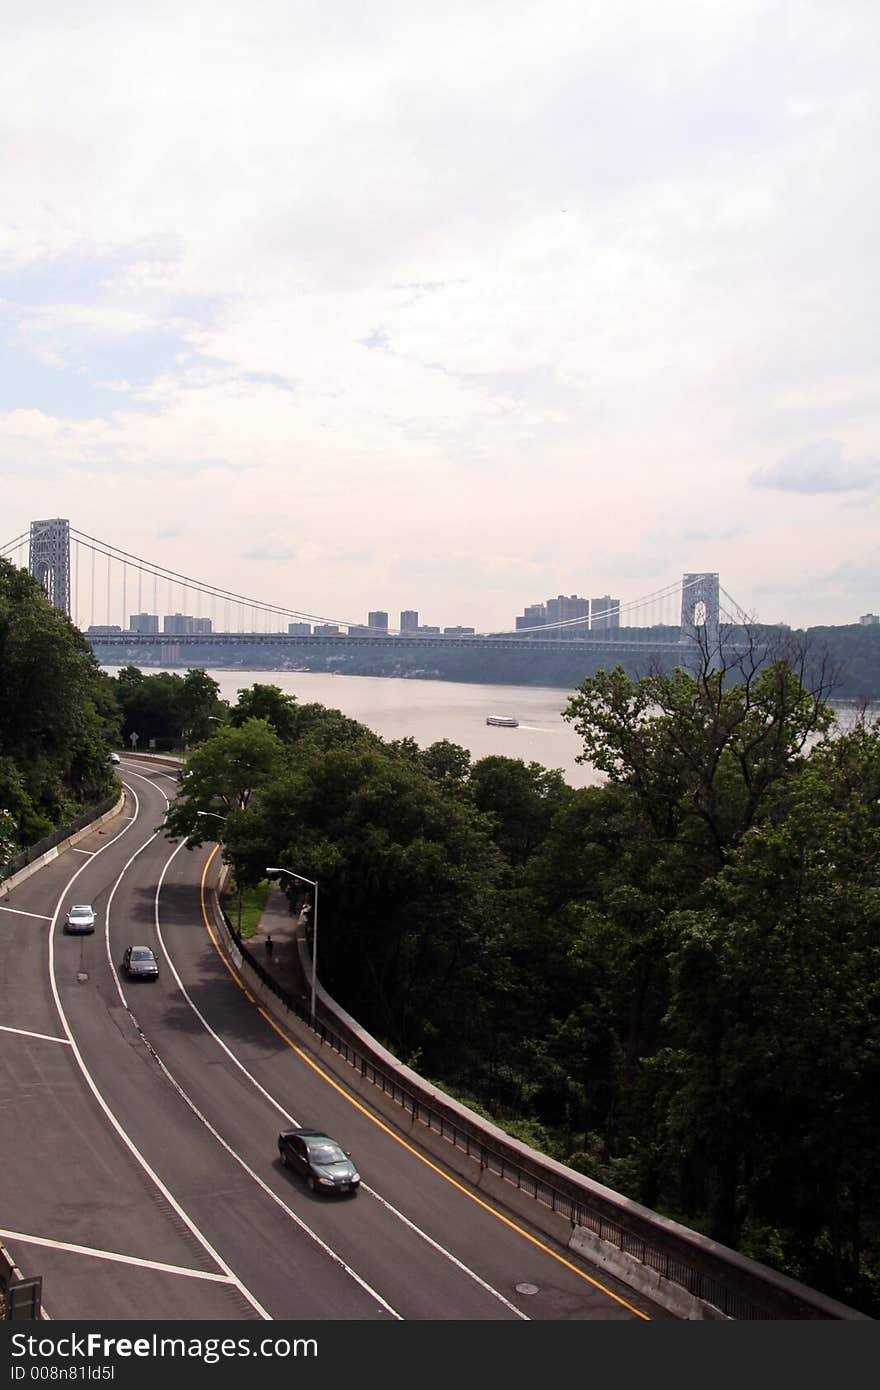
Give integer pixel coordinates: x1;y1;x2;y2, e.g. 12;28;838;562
279;1150;288;1167
307;1175;317;1192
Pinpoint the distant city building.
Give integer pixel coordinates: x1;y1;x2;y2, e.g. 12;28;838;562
130;612;159;634
443;626;475;636
163;613;212;635
368;611;389;631
347;624;370;635
517;596;590;636
546;594;590;632
400;609;419;632
417;625;441;635
859;614;879;626
314;624;341;636
287;622;311;636
516;603;547;631
86;625;122;635
590;595;620;631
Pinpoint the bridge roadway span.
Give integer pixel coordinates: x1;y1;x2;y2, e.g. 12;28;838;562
0;761;665;1322
89;630;692;657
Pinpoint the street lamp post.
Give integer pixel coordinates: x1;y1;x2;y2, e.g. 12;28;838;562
197;810;241;932
266;866;319;1028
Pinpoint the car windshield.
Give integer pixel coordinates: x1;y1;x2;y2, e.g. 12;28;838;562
308;1142;347;1165
71;907;92;915
131;949;154;961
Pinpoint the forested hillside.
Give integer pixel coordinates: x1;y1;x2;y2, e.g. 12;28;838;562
5;585;877;1314
160;642;880;1317
0;557;120;869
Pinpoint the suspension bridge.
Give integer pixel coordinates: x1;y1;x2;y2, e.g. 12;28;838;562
1;518;753;669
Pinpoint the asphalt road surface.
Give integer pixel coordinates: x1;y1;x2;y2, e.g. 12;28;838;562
0;759;670;1322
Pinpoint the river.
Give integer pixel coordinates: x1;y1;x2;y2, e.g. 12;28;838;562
106;666;602;788
104;666;874;792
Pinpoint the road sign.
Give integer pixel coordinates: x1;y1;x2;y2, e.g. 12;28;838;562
129;731;139;748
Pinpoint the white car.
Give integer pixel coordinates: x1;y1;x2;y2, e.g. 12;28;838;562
64;904;96;934
109;753;121;765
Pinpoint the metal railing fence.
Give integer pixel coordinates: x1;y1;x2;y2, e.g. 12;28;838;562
3;794;118;878
220;907;827;1321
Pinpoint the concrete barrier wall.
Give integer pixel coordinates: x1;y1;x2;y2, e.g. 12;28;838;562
0;792;126;900
209;885;868;1321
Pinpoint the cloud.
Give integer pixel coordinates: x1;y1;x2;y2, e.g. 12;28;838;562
2;1;879;632
751;441;877;494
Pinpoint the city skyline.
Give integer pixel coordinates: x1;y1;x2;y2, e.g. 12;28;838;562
2;2;878;632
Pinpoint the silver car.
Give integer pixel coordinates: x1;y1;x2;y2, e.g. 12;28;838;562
64;904;96;934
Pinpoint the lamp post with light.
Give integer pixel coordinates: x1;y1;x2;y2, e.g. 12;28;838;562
266;866;319;1027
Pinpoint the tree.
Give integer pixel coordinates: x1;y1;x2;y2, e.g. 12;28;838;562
468;755;573;866
232;736;506;1065
177;668;226;745
0;557;116;847
227;683;300;742
112;667;226;749
161;717;286;849
655;719;880;1310
562;632;837;875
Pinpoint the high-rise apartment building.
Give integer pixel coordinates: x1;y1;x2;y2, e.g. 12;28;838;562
590;595;620;631
546;594;590;631
130;612;159;634
516;603;547;631
163;614;212;635
400;610;419;632
368;610;389;631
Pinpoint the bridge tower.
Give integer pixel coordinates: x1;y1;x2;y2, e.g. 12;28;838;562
29;518;71;617
680;572;720;662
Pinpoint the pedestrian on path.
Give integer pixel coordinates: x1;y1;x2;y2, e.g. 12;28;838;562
265;934;274;960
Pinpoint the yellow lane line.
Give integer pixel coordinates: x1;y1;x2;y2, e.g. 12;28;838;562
198;848;650;1321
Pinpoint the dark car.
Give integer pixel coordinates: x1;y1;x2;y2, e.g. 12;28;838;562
122;945;160;980
64;904;96;934
277;1129;360;1195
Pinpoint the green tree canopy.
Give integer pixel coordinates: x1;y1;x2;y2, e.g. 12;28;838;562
562;645;835;874
0;557;118;849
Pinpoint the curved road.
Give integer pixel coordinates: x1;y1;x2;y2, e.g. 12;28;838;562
0;760;669;1322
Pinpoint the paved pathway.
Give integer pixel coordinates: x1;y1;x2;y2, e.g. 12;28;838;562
244;885;312;1006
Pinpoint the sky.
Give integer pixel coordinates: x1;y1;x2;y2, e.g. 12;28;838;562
2;0;878;634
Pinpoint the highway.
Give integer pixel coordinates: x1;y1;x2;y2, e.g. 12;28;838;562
0;760;669;1322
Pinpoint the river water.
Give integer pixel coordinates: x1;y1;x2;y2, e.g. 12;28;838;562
210;670;603;786
105;666;874;792
107;666;602;789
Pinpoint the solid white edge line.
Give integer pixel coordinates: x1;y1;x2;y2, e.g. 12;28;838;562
0;1024;72;1045
163;857;529;1319
0;1230;236;1283
45;773;271;1322
149;836;403;1320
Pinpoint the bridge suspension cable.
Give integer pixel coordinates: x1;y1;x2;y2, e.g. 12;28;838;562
2;525;746;640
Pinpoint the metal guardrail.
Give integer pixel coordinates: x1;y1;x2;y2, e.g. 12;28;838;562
223;910;794;1321
3;794;118;878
